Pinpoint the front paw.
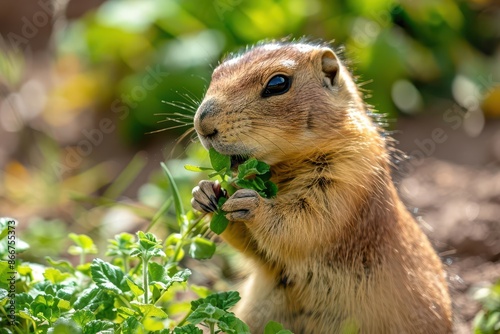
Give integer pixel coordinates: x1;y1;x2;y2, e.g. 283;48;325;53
221;189;261;222
191;180;225;214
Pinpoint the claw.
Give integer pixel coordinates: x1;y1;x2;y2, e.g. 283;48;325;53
191;180;225;213
221;189;260;223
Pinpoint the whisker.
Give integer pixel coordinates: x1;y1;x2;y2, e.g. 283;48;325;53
238;131;289;158
246;120;302;152
176;89;201;108
168;127;197;158
156;118;192;125
161;101;197;114
146;123;192;135
154;112;195;120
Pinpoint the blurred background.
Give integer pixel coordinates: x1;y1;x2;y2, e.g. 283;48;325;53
0;0;499;332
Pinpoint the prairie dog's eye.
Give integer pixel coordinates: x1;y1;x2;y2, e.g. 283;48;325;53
262;75;291;97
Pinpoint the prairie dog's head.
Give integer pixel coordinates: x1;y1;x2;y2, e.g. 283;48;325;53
194;42;369;165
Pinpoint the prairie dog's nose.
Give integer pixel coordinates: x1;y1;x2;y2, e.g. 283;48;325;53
194;98;219;138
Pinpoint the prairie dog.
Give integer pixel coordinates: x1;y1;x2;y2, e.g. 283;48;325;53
191;41;452;333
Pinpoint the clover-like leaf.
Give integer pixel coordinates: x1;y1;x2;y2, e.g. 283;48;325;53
83;320;114;334
189;237;216;260
210;211;229;235
173;324;202;334
130;301;168;319
90;258;128;294
264;321;293;334
106;232;135;257
209;148;231;173
68;234;97;256
126;277;144;298
191;291;241;312
43;268;71;284
219;313;251;333
72;309;95;327
187;303;226;325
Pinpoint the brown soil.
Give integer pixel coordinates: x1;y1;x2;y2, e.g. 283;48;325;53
396;116;500;333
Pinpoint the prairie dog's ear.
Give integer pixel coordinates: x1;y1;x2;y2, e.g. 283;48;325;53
319;48;339;89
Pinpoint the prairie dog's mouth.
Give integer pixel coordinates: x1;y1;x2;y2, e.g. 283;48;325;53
230;155;249;171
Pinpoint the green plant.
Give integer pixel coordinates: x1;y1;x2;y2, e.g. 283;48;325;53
186;148;278;234
473;280;500;334
0;163;289;334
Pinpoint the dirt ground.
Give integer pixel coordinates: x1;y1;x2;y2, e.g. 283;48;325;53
396;117;500;333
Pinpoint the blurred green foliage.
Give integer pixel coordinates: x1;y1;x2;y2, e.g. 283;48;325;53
474;280;500;333
53;0;500;143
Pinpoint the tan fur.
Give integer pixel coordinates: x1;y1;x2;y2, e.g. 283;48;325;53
192;41;452;333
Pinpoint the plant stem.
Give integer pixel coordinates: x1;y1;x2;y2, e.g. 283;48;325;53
176;309;193;327
143;256;149;303
122;254;129;273
209;321;215;334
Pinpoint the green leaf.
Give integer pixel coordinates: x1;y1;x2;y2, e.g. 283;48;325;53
43;268;71;284
0;218;13;240
339;318;361;334
16;292;34;309
171;269;191;284
191;291;241;312
173;324;202;334
0;261;14;290
75;263;92;276
161;162;187;228
55;284;78;302
31;294;56;322
237;158;270;179
48;318;82;334
121;316;144;334
74;288;116;319
0;218;29;257
68;234;98;255
264;181;278;198
187;303;226;325
0;288;7;301
256;160;271;173
264;321;293;334
165;233;182;246
153;330;171;334
137;231;162;251
73;286;99;309
255;177;268;190
45;257;75;274
72;309;95;327
210;211;229;235
189;237;216;260
90;258;127;294
106;233;136;257
117;306;136;319
149;263;191;291
184;165;213;172
219;313;251;334
17;263;33;277
83;320;115;334
130;301;168;319
126;277;144;298
209;148;231;173
148;261;167;283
